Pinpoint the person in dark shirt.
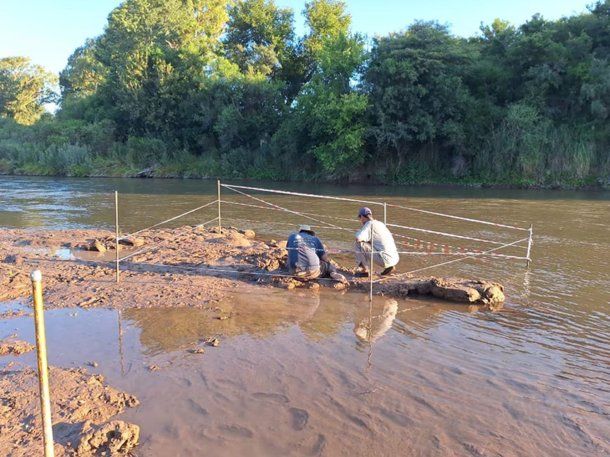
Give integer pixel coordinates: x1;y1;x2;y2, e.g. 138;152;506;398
286;225;347;283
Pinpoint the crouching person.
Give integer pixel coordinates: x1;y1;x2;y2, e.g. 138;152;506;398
355;207;399;276
287;225;348;283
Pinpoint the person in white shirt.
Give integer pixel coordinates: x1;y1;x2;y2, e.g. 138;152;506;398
354;207;399;276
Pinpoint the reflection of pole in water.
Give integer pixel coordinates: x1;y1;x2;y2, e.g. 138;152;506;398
117;309;125;376
366;296;373;372
523;269;531;302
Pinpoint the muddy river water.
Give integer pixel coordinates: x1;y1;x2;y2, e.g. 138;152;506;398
1;176;609;456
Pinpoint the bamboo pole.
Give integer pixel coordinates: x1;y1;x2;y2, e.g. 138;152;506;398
369;223;374;302
526;224;533;268
31;270;55;457
217;179;222;233
115;191;120;283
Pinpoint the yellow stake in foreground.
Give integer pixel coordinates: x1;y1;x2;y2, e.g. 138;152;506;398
31;270;55;457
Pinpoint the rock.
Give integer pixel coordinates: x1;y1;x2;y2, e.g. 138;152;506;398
76;420;140;456
147;364;160;371
308;283;320;291
241;229;256;239
119;237;145;247
3;254;24;266
189;347;205;354
90;240;107;253
0;339;35;356
135;167;154;178
86;361;99;368
206;338;220;347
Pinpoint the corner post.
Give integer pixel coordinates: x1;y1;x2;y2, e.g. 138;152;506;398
217;179;222;233
114;191;120;283
31;270;55;457
525;224;533;268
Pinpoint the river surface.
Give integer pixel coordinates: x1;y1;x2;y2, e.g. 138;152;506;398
1;176;609;456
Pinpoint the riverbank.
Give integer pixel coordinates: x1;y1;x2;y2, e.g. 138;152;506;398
0;225;505;309
1;164;608;191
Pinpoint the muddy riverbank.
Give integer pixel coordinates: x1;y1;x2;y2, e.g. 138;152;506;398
1;225;504;309
0;365;139;456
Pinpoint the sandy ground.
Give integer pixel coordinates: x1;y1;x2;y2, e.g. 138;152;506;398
0;365;139;456
0;225;504;311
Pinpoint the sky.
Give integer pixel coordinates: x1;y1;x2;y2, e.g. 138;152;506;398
0;0;595;75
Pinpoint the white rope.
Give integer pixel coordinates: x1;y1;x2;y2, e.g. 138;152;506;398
386;203;529;231
223;186;348;232
222;183;384;207
120;199;218;240
222;183;528;231
375;237;529;283
221;200;357;225
387;222;526;247
222;216;351;232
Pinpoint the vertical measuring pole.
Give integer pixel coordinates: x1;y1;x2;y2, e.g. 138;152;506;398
383;202;387;225
369;223;374;302
525;224;533;268
31;270;55;457
217;179;222;233
114;191;120;283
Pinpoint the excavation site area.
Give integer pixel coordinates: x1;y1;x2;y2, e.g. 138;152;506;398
1;177;608;456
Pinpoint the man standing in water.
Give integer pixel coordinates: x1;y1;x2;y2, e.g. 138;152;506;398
287;225;348;283
354;207;399;276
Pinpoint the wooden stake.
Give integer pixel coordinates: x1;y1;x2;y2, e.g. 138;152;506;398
369;223;374;303
31;270;55;457
217;179;222;233
115;191;120;283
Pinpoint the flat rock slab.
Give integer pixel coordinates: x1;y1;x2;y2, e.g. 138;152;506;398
358;276;505;307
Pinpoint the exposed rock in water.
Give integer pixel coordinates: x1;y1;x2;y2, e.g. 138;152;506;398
0;338;35;356
363;277;505;308
240;229;256;239
118;236;145;247
91;240;106;253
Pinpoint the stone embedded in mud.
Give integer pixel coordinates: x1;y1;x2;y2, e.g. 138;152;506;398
3;254;23;266
241;229;256;239
119;237;145;247
75;420;140;456
91;240;107;253
0;339;35;356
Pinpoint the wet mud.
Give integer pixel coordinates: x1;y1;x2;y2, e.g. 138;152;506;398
0;365;139;456
0;226;504;310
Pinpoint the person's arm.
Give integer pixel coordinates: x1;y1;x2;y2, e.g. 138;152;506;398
355;221;371;243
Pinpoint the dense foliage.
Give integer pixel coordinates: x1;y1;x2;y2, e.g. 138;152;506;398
0;0;608;187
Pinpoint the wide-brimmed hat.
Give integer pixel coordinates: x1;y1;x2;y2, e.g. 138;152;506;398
299;224;315;235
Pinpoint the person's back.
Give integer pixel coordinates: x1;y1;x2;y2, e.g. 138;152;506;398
287;231;324;274
368;220;399;268
354;207;399;275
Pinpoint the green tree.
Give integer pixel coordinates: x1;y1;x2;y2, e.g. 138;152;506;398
0;57;57;125
365;22;475;165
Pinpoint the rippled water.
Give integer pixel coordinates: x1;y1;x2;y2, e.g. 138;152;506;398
1;176;609;456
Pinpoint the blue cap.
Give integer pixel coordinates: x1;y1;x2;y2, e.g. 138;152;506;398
358;207;372;218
